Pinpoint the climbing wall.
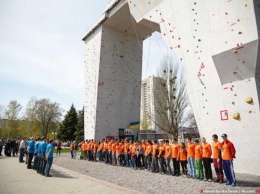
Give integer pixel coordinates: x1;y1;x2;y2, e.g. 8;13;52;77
83;26;102;140
127;0;260;175
83;0;260;175
94;25;142;141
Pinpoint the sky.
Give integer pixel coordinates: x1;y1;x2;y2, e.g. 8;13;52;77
0;0;169;114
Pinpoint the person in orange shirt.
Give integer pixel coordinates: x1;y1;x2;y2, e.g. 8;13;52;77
202;137;213;182
103;140;108;163
116;141;121;166
86;140;90;160
70;142;74;159
187;137;196;178
171;138;180;176
93;140;98;162
152;140;159;173
194;139;204;181
97;140;104;162
221;133;236;187
83;140;88;160
158;140;166;174
123;139;130;167
107;139;113;164
119;141;124;166
111;140;116;165
164;140;172;175
212;134;223;183
82;140;87;160
136;141;143;169
131;142;137;169
80;141;84;160
128;140;134;167
141;140;146;169
145;140;152;171
89;140;94;161
179;142;188;176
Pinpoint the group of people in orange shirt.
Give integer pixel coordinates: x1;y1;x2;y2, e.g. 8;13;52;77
78;133;236;187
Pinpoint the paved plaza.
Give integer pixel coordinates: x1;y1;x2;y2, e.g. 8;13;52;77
52;154;260;194
1;154;260;194
0;156;139;194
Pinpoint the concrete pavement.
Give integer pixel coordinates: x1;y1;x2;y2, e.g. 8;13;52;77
0;156;140;194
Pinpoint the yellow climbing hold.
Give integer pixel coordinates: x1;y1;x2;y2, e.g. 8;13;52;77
245;97;253;104
232;113;240;120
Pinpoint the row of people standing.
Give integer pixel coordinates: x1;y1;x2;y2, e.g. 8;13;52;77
0;138;19;157
18;137;54;177
78;133;236;187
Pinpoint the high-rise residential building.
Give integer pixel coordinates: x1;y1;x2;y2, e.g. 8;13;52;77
140;76;166;131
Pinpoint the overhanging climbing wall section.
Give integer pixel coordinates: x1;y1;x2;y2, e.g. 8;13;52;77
94;25;142;141
127;0;260;175
83;1;155;141
83;26;102;140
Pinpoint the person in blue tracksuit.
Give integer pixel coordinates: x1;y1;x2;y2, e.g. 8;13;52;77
221;134;236;187
27;138;35;169
45;139;54;177
36;137;43;173
33;138;40;170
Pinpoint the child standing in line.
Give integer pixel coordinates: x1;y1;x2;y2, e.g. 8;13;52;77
179;142;188;177
195;139;204;181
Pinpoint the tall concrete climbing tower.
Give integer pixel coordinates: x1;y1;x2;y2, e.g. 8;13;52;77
83;0;260;175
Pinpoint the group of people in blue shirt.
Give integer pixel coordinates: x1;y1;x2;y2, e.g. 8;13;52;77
21;137;54;177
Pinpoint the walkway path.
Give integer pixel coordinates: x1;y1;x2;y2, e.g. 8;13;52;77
0;156;140;194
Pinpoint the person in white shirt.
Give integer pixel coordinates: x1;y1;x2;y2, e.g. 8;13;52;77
19;137;26;163
0;138;4;156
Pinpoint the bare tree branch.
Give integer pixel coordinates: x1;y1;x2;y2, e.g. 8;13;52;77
152;55;196;138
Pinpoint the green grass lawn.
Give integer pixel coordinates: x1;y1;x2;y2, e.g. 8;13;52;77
54;147;80;154
55;147;71;153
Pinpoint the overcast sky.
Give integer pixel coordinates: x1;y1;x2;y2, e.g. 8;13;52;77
0;0;169;114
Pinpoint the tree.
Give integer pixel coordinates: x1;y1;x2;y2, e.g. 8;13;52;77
58;104;78;141
4;100;22;138
25;97;38;137
153;55;195;138
141;118;150;130
34;98;62;137
0;104;5;137
74;107;84;143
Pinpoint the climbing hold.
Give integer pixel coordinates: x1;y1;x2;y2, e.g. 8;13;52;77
245;97;253;104
232;102;235;105
248;110;252;113
232;113;240;120
238;31;242;35
198;72;201;76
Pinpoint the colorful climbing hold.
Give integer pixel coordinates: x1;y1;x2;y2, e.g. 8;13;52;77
245;97;253;104
232;113;240;120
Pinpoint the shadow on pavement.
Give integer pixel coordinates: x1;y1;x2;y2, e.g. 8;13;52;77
51;169;77;179
0;156;9;159
237;180;260;188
